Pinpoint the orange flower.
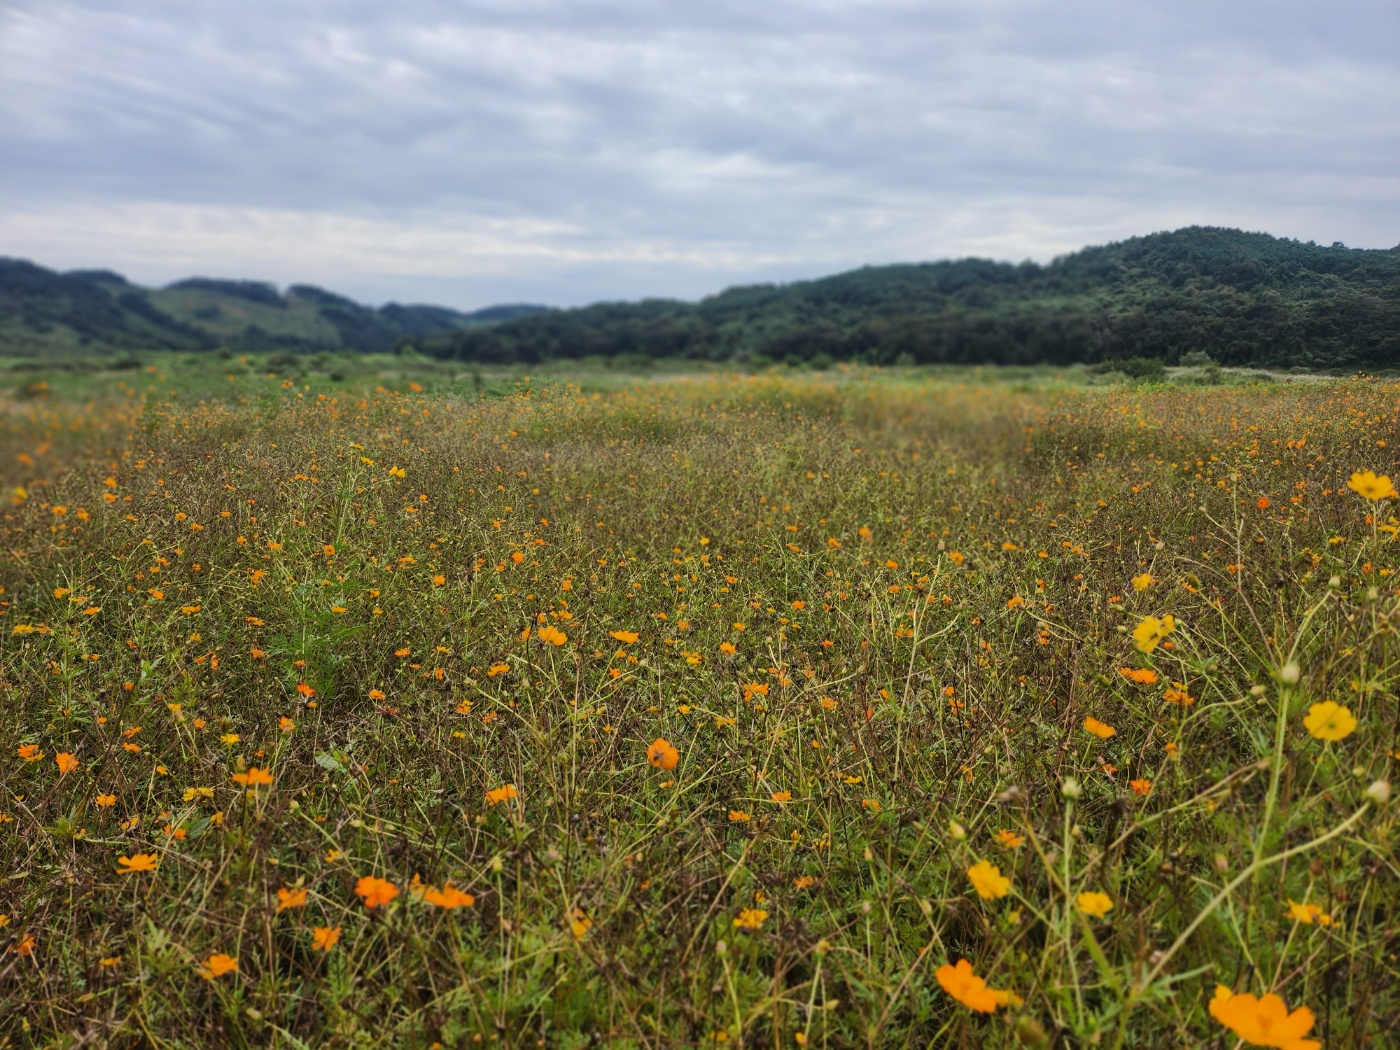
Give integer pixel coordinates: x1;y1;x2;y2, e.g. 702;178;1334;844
646;738;680;770
733;907;768;931
311;926;341;951
422;882;476;909
610;630;639;644
368;688;386;700
197;952;238;979
719;642;737;655
17;744;42;762
966;859;1011;899
55;752;79;775
1119;668;1158;685
355;876;399;909
1209;986;1319;1050
770;790;792;803
485;783;518;806
296;682;315;697
95;793;117;807
935;959;999;1013
728;809;750;822
231;767;274;787
995;829;1026;848
116;853;159;873
1129;778;1151;796
793;875;816;890
1083;716;1116;739
275;886;308;912
1257;496;1271;510
536;625;567;646
486;663;510;677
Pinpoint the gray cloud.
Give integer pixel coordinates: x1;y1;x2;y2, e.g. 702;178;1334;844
1;0;1396;308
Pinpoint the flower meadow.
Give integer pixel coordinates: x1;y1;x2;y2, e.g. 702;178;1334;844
0;363;1396;1047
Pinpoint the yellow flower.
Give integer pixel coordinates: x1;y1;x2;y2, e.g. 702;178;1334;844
485;783;518;806
1302;701;1356;741
1209;986;1319;1050
1286;900;1332;926
1132;614;1176;653
1076;891;1113;918
1347;470;1399;501
1131;572;1154;591
966;859;1011;900
733;907;768;931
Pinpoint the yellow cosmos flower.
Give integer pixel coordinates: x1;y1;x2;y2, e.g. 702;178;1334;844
966;859;1011;900
1302;701;1356;742
1347;470;1398;502
1076;891;1113;918
1133;614;1176;653
1131;572;1154;591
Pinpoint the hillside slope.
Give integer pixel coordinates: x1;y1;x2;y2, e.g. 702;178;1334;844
0;260;546;356
427;227;1400;369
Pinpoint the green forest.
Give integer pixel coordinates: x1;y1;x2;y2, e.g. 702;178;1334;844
4;226;1397;368
420;228;1400;370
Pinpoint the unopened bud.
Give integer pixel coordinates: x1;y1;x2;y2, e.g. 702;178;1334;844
1328;576;1341;589
948;820;967;841
1279;661;1301;685
714;940;728;955
1061;777;1081;800
1366;779;1391;805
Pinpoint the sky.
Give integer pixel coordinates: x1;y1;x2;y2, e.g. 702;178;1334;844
1;0;1397;310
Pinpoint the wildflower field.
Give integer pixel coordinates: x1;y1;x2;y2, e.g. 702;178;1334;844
0;360;1396;1048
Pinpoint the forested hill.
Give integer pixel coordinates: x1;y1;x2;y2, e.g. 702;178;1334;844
423;227;1400;369
0;259;546;356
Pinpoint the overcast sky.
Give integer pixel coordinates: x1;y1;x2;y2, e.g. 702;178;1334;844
1;0;1396;309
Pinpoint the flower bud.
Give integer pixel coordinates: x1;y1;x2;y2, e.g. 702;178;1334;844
1061;777;1081;800
1279;661;1300;685
948;820;967;841
1366;779;1391;805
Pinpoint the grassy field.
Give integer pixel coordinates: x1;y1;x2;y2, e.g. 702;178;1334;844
0;358;1395;1048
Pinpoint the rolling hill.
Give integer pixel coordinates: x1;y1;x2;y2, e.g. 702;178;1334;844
0;259;545;356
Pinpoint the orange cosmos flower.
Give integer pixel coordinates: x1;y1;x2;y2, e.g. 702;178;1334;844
536;625;567;646
117;853;159;873
485;783;518;806
793;875;816;890
422;882;476;909
1119;667;1158;685
995;829;1026;848
296;682;315;697
231;767;274;787
368;688;386;700
197;953;238;980
1209;986;1319;1050
95;793;116;807
275;886;308;912
935;959;999;1013
311;926;341;951
17;744;42;762
728;809;750;822
1129;778;1152;796
355;876;399;909
610;630;640;644
647;738;680;770
770;791;792;803
1083;716;1116;739
55;752;79;775
719;641;737;654
486;663;510;677
1076;891;1113;917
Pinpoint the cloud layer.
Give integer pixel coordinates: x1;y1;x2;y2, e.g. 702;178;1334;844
2;0;1396;307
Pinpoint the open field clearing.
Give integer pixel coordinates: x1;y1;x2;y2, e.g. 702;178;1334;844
0;365;1396;1047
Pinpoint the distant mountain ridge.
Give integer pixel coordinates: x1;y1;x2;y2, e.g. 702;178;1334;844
421;227;1400;370
3;227;1398;367
0;258;548;356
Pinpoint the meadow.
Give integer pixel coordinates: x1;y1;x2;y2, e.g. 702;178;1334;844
0;357;1395;1048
